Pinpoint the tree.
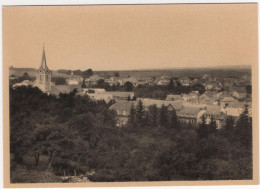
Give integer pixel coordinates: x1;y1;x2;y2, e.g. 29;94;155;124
168;78;174;91
159;104;169;127
235;104;252;146
123;81;134;92
128;103;136;127
82;69;93;79
20;72;31;81
52;77;67;85
81;79;86;88
198;115;208;139
148;105;159;127
208;117;217;135
114;72;120;77
136;100;145;126
222;116;234;138
246;85;252;95
170;110;179;130
192;84;205;94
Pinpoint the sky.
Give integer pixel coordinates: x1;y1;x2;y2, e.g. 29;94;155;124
3;4;258;71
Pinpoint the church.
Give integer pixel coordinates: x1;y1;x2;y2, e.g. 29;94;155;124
35;47;82;95
35;47;53;93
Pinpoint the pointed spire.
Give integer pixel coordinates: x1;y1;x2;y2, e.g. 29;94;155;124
40;45;49;70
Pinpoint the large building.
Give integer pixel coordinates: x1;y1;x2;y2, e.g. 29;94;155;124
35;47;53;93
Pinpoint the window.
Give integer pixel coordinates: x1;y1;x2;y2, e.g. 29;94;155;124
46;75;48;82
123;111;126;115
117;110;120;115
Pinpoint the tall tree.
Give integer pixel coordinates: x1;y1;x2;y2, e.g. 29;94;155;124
81;79;86;88
128;103;136;127
208;116;217;135
198;115;208;139
123;81;134;92
148;105;159;127
236;104;252;146
136;100;145;126
168;78;174;91
170;109;179;130
159;104;169;127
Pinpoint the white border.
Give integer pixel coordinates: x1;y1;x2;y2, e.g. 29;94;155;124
0;1;259;189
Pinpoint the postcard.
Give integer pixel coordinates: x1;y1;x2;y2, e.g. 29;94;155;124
2;3;259;188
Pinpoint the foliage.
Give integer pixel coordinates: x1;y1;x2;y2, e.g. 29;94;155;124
10;86;252;182
52;77;67;85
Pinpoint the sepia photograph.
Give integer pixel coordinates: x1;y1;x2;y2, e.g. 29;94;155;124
2;2;259;187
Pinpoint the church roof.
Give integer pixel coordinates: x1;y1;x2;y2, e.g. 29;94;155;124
39;47;50;71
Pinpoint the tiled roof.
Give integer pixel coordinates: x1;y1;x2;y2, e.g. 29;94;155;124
106;91;134;97
177;106;202;118
109;100;136;112
204;106;222;115
166;94;182;101
221;97;237;102
138;98;182;110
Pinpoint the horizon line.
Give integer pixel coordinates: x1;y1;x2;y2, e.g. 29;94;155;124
10;64;252;72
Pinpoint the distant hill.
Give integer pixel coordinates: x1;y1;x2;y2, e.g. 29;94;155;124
9;67;72;78
96;66;251;79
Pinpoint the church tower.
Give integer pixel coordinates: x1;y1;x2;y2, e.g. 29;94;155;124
36;46;52;92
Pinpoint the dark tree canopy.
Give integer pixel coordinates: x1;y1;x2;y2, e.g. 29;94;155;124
10;86;252;182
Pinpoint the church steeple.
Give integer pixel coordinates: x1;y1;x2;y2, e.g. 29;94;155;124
36;46;52;93
40;46;49;71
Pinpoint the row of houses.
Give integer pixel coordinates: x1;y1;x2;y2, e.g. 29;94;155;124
166;90;249;105
109;98;251;127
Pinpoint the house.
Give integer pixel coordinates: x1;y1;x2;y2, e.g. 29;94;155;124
177;106;205;125
166;94;182;101
106;91;135;100
158;79;170;86
178;77;191;86
202;106;226;129
232;91;247;100
137;98;183;111
199;91;219;105
82;88;106;94
105;77;120;86
190;78;199;85
220;96;237;108
85;75;103;86
87;93;114;103
109;100;136;126
12;80;34;88
221;102;252;118
119;77;138;86
66;72;83;85
182;91;199;103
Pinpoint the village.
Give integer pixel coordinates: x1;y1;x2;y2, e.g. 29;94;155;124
10;48;252;130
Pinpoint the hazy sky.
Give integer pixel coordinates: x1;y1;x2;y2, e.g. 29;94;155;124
3;4;257;71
